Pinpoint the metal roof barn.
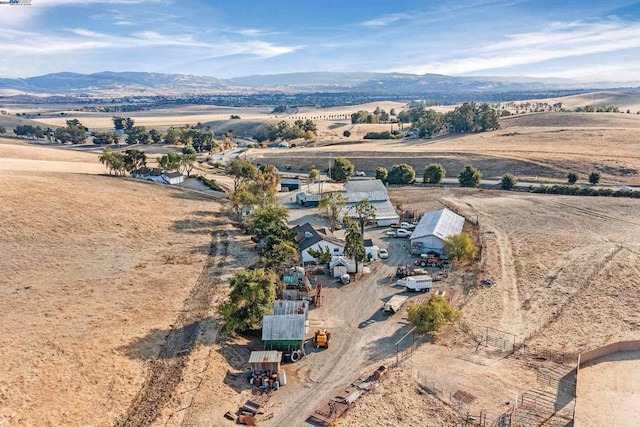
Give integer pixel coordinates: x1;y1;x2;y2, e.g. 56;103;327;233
262;314;306;352
410;208;465;255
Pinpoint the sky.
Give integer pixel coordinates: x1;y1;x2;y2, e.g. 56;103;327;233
1;0;640;81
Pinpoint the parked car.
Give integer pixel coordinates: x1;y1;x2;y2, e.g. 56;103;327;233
400;222;415;230
379;248;389;259
355;171;366;176
395;228;412;238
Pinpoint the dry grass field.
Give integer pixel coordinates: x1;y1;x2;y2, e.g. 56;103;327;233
0;141;258;426
3;94;640;426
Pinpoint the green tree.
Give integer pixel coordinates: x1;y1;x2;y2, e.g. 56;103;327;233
218;269;277;334
112;116;125;131
308;168;320;191
307;246;332;264
0;125;7;134
343;218;366;275
443;232;477;262
228;183;261;223
92;131;118;145
55;119;88;144
500;174;517;190
352;198;377;234
567;171;579;185
228;158;259;191
264;241;299;273
416;109;444;138
375;167;388;182
157;152;183;171
408;295;461;334
318;192;348;231
148;129;163;144
589;171;601;185
343;130;351;138
126;126;150;145
458;165;482;188
180;153;197;177
255;164;281;201
123;149;147;173
98;147;125;175
387;163;416;184
330;157;355;182
423;163;446;184
248;204;291;245
182;144;197;155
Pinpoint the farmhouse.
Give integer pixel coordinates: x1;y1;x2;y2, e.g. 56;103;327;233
262;314;306;353
131;167;184;185
291;222;344;264
341;179;400;227
409;208;465;255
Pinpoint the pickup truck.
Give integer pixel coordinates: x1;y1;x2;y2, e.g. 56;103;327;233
390;222;416;230
386;228;411;238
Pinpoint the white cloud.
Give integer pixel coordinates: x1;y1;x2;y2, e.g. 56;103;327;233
362;13;410;27
395;19;640;78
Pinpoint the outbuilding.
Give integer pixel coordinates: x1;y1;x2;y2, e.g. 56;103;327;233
248;350;282;373
296;192;321;207
273;299;309;319
280;178;301;191
409;208;465;255
341;179;400;227
262;314;306;353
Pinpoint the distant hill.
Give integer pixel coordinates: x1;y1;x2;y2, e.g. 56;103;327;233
0;70;638;97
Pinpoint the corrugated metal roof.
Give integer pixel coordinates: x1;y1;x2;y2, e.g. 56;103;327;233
273;300;309;316
262;314;306;341
342;200;399;221
248;350;282;364
410;208;465;240
344;179;387;194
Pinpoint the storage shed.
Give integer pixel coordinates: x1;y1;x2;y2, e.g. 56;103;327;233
273;299;309;319
280;178;301;191
409;208;465;255
262;314;306;352
296;192;321;207
248;350;282;373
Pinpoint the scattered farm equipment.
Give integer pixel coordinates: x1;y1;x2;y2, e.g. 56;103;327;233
314;327;332;349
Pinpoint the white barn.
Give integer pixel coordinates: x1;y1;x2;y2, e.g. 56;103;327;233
409;208;465;255
341;179;400;227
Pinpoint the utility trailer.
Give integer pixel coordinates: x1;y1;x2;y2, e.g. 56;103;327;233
382;295;409;315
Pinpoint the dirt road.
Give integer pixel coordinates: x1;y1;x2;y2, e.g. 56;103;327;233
115;230;230;427
264;234;415;426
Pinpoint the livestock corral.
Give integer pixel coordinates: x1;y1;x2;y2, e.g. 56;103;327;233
3;102;640;426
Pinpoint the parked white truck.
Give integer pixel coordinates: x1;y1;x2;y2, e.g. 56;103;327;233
382;295;409;315
397;275;433;292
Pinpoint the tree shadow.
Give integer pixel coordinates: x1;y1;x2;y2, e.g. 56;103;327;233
120;316;218;360
171;210;230;235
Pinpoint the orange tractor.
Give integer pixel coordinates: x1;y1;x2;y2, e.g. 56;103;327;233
314;327;331;349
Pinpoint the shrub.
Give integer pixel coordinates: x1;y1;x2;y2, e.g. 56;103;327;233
375;167;388;182
567;171;579;184
458;165;482;187
343;130;351;137
408;295;461;334
443;232;477;262
501;174;517;190
423;163;446;184
387;163;416;184
589;171;601;184
196;174;224;192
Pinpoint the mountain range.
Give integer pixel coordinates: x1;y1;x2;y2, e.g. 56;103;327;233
0;71;638;97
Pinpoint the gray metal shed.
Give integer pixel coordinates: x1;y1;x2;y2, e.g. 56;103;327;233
409;208;465;255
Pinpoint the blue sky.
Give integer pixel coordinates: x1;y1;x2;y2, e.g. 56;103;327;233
1;0;640;81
